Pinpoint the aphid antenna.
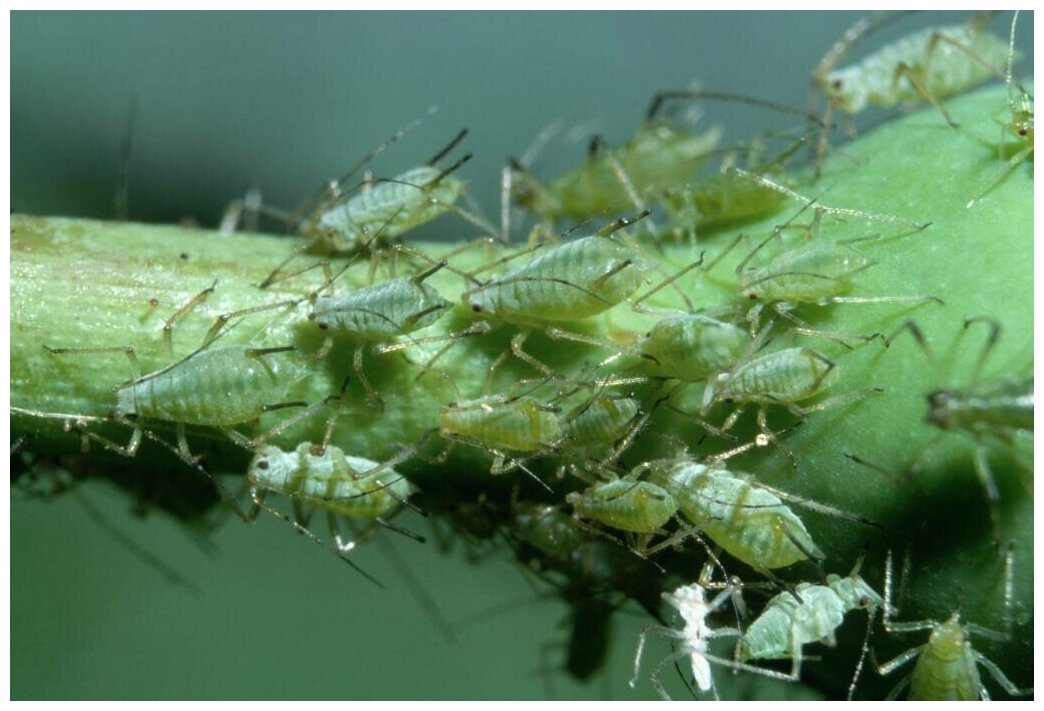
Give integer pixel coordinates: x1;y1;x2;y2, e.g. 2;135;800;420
733;168;932;231
646;89;827;129
960;315;1002;384
586;135;659;235
629;251;704;314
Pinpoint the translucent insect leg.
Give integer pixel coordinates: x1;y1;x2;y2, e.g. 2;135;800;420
646;89;826;127
972;653;1033;697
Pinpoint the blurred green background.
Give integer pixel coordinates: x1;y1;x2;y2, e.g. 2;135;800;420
10;11;1033;700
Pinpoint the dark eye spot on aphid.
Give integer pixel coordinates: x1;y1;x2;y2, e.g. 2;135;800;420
832;79;843;90
180;253;190;260
148;298;160;307
256;460;270;470
471;304;483;313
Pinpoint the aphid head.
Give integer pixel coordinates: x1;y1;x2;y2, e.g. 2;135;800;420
246;445;288;485
824;67;868;115
926;388;953;428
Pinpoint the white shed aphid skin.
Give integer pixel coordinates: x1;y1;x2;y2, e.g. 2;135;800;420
461;212;651;385
739;554;883;699
875;548;1031;700
812;12;1012;173
967;11;1033;208
437;394;561;492
630;562;796;700
43;283;315;464
308;259;453;409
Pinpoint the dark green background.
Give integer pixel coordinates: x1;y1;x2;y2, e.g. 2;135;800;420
10;11;1033;700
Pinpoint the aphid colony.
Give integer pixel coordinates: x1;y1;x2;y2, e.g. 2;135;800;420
38;11;1030;700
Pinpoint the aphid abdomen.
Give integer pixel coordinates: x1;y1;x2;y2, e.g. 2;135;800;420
927;376;1034;436
438;395;562;453
560;395;640;448
464;235;646;326
310;277;450;339
742;243;873;303
641;315;749;382
717;347;837;404
909;618;982;700
566;479;678;534
117;345;300;425
658;462;817;569
248;443;412;519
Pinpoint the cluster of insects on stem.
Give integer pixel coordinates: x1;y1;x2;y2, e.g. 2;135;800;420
30;9;1032;700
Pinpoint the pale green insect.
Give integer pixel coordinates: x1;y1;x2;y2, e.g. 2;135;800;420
703;346;839;413
309;260;453;407
43;283;309;463
566;478;678;535
639;314;750;383
646;459;821;570
812;13;1012;171
247;442;415;521
740;558;882;696
461;222;649;328
559;392;641;449
510;118;721;224
510;502;587;557
876;550;1031;700
967;12;1034;208
438;394;561;489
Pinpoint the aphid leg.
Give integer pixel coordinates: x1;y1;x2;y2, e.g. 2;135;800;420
961;315;1001;383
629;253;704;315
587;134;659;234
353;344;384;411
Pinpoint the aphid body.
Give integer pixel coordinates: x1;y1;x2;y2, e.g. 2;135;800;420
929;375;1034;437
566;478;678;534
117;345;304;426
740;571;881;677
305;164;465;253
661;168;790;233
248;442;414;519
739;239;877;304
639;314;749;382
822;24;1010;117
439;395;562;454
309;270;451;340
514;121;721;223
649;459;820;570
511;502;586;557
462;233;647;328
704;347;838;410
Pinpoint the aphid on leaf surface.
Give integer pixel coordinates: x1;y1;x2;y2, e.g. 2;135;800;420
812;12;1012;171
643;458;822;571
967;11;1034;208
740;555;882;699
875;549;1031;700
566;478;678;535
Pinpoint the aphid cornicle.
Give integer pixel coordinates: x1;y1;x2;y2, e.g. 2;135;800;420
646;459;821;570
875;550;1031;700
740;557;882;697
